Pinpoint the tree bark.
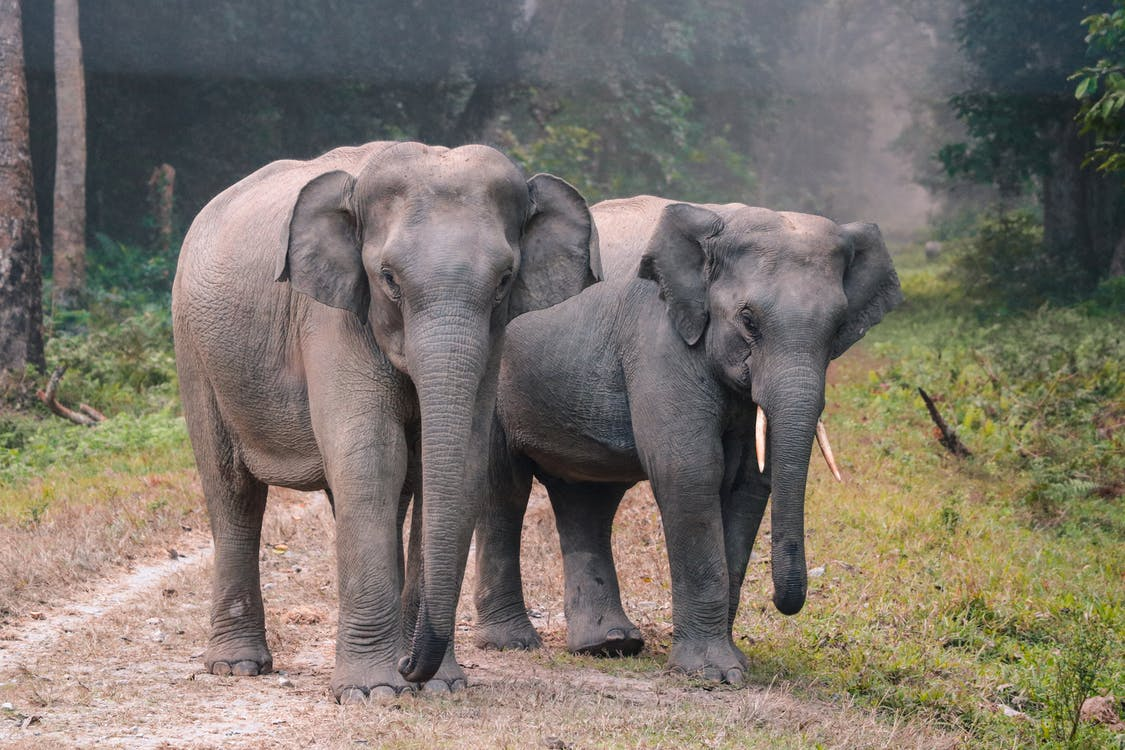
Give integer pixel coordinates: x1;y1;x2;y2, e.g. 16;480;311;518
1042;116;1125;286
146;163;175;255
0;0;46;373
51;0;85;311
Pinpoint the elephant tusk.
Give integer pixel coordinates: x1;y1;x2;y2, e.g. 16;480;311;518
816;420;843;482
755;406;767;473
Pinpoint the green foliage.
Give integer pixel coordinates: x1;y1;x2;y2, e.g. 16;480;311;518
940;1;1106;193
866;265;1125;534
1080;274;1125;315
945;209;1081;310
1074;1;1125;172
45;309;178;416
1029;609;1120;748
1;307;184;489
86;233;178;308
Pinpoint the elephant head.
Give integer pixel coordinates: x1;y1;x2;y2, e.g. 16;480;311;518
639;202;902;616
278;143;596;683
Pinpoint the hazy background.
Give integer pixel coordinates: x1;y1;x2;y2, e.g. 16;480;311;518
19;0;967;246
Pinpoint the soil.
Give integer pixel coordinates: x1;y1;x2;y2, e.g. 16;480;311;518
0;486;959;749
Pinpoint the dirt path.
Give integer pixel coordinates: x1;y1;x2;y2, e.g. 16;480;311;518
0;486;958;749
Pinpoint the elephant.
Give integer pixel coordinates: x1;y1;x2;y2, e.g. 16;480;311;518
472;195;902;683
172;141;596;702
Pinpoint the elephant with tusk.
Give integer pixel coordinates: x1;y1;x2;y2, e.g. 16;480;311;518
473;195;902;683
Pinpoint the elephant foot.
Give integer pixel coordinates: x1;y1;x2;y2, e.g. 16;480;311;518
473;617;542;651
205;639;273;676
332;664;416;705
420;649;469;694
666;636;748;685
567;612;643;657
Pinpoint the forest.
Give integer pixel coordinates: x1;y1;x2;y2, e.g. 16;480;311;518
0;1;1122;748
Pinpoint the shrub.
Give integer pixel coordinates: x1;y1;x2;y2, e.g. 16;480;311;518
948;209;1057;309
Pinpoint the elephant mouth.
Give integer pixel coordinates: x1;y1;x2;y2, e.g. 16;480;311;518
754;404;843;481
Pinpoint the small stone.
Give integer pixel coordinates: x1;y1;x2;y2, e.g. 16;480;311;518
808;565;826;578
278;676;294;688
28;612;45;621
151;630;167;643
146;617;162;626
1;702;13;710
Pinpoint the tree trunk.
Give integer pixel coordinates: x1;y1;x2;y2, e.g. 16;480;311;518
0;0;46;374
146;163;175;255
1042;115;1125;287
51;0;85;311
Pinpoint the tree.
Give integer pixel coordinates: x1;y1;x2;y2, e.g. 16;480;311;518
0;0;46;373
940;0;1125;290
51;0;85;310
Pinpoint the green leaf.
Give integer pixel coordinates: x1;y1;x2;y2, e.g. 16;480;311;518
1074;76;1097;99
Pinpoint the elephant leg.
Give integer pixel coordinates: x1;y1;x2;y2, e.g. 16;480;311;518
721;439;769;640
399;432;421;643
647;463;747;684
473;451;541;651
545;477;642;657
180;367;272;677
325;421;418;703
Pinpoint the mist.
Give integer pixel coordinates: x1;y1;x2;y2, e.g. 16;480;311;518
16;0;976;247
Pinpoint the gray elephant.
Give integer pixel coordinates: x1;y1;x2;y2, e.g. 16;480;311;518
473;195;902;683
172;141;595;702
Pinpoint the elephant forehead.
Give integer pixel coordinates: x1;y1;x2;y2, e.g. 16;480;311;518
722;208;843;261
362;142;526;201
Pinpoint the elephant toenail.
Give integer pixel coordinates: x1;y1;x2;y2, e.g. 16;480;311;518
606;629;625;641
211;661;232;676
422;680;450;694
702;666;722;681
337;687;369;705
368;685;398;701
450;678;468;692
231;660;260;676
725;668;745;685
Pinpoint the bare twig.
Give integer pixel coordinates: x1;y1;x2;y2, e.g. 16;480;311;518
917;387;971;458
36;366;105;427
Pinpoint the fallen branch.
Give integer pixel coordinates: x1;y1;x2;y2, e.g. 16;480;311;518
36;366;106;427
917;387;971;458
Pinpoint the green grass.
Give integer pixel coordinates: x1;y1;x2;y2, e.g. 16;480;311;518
0;306;192;520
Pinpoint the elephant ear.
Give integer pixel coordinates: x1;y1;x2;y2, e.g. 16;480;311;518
510;174;598;320
637;203;725;346
277;170;367;318
831;222;904;359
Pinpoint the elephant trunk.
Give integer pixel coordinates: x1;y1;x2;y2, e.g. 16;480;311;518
758;362;824;616
398;310;489;684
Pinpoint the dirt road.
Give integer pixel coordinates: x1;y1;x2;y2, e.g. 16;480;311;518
0;486;956;749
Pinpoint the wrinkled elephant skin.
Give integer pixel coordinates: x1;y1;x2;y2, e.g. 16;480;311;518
173;141;596;701
474;195;902;683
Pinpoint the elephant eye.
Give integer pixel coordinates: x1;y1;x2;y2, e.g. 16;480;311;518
739;309;761;342
493;269;513;304
380;268;401;300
